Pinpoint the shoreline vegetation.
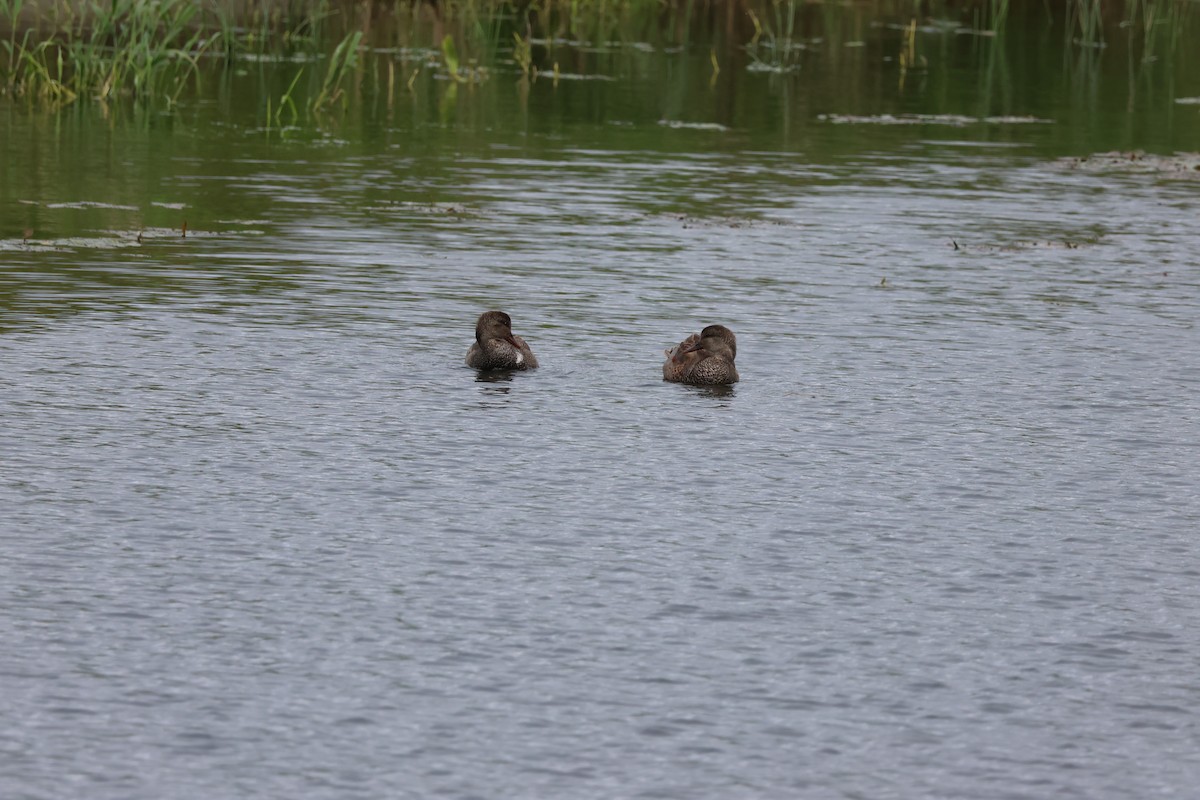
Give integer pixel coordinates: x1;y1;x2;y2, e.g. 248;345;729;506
0;0;1194;109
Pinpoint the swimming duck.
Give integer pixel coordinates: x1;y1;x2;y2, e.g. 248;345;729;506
662;324;739;385
465;311;539;370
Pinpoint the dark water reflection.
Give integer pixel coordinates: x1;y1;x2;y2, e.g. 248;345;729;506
3;19;1200;800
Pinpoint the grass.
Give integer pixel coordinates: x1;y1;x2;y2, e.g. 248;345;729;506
1068;0;1106;47
3;0;202;101
0;0;1194;109
312;29;362;108
0;0;330;103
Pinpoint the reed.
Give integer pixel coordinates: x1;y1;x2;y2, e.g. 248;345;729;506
1125;0;1193;62
312;28;362;109
512;31;532;77
276;65;305;125
1068;0;1105;47
0;0;328;103
989;0;1011;32
1;0;1195;109
745;0;804;70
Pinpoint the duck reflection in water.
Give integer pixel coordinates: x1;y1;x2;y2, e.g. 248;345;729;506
465;311;539;371
663;324;739;385
475;370;514;397
685;383;737;403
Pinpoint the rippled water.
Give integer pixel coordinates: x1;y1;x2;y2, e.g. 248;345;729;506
4;36;1200;799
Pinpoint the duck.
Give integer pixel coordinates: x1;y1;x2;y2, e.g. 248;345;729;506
465;311;539;370
662;324;739;385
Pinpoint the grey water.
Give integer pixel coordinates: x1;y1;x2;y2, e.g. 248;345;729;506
4;21;1200;800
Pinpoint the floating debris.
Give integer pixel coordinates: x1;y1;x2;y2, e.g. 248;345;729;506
647;212;787;230
0;230;191;252
235;52;321;64
534;71;616;82
657;120;729;131
818;113;1052;126
951;237;1105;254
746;62;803;74
367;46;440;63
38;200;139;211
373;201;481;218
1060;150;1200;176
984;115;1053;125
123;226;217;242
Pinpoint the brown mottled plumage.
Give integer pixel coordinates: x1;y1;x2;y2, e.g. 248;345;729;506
662;324;739;385
465;311;539;370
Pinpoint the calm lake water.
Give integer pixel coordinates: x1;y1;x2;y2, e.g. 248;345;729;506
3;9;1200;798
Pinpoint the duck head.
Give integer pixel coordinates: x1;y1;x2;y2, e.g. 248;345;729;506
683;324;737;360
476;310;524;351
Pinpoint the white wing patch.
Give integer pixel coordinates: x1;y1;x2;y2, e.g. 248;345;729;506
514;351;524;365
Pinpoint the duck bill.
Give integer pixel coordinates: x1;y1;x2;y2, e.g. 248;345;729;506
505;334;524;351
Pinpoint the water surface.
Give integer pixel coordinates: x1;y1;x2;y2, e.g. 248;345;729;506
3;14;1200;799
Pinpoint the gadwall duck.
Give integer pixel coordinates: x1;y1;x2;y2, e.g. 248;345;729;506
662;324;739;385
465;310;539;370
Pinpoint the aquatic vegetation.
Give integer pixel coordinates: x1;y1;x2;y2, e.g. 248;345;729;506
0;0;206;101
744;0;803;71
1068;0;1106;47
989;0;1011;32
0;0;328;103
271;67;306;127
441;33;461;81
0;0;1195;111
897;16;922;88
312;29;362;109
512;31;532;77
